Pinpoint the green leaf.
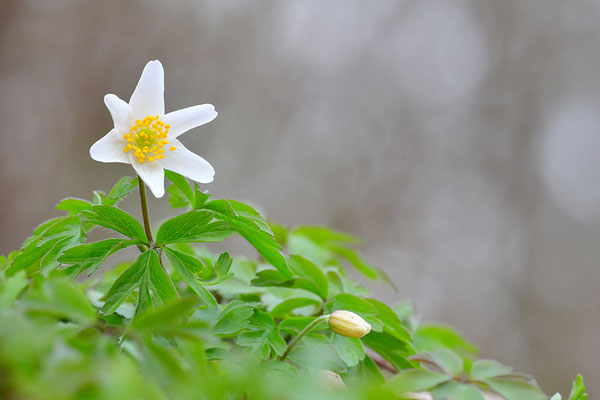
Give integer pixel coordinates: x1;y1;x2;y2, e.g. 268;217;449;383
58;238;135;276
469;360;513;381
484;378;546;400
40;235;81;276
385;369;451;393
7;217;84;276
568;375;587;400
147;250;178;303
6;237;61;275
428;349;464;377
0;270;27;308
431;381;484;400
414;325;478;355
24;278;96;324
80;205;147;242
361;331;413;371
56;198;93;216
132;296;202;334
107;176;138;205
185;221;235;242
165;170;195;206
278;316;329;335
270;297;321;318
293;226;358;244
38;216;83;244
192;184;211;210
102;251;152;315
166;184;189;209
236;310;286;358
288;255;328;299
163;247;217;308
156;210;214;244
328;245;378;280
330;334;365;367
213;303;254;335
367;298;410;341
215;252;233;276
204;199;291;277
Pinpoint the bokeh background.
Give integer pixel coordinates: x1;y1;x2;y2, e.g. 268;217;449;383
1;0;599;395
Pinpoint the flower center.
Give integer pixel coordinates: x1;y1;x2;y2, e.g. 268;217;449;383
123;115;176;163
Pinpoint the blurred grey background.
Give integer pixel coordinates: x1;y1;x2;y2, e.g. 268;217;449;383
1;0;599;395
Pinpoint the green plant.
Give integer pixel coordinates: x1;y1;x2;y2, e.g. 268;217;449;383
0;60;586;400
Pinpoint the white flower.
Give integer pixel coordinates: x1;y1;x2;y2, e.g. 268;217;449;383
90;60;217;198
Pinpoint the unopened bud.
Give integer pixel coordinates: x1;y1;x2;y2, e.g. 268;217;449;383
328;310;371;338
317;370;345;389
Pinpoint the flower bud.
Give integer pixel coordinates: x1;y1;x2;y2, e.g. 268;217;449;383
328;310;371;338
317;369;345;389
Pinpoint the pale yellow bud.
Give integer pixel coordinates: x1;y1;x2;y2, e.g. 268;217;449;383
317;370;345;389
328;310;371;338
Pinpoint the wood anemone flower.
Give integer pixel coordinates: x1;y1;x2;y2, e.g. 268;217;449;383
90;60;217;197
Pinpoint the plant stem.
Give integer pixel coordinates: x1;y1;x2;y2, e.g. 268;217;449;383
138;176;153;243
280;315;329;361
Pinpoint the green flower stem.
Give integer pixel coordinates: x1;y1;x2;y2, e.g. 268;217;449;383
280;315;330;361
137;176;154;243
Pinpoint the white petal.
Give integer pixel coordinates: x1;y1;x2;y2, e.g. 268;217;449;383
159;139;215;184
104;94;133;129
162;104;218;139
129;154;165;198
129;60;165;118
90;128;129;164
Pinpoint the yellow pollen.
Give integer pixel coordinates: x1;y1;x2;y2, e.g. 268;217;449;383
123;115;170;162
169;146;176;151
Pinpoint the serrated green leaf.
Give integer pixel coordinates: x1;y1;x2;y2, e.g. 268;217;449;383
163;247;217;309
24;278;96;324
40;235;81;276
484;378;546;400
58;238;135;276
213;303;254;335
289;255;328;299
278;316;329;335
0;270;27;308
331;334;365;367
385;369;451;394
103;251;151;315
6;237;61;276
414;325;478;355
192;184;211;210
367;298;410;341
166;184;189;209
165;170;195;206
132;296;201;332
106;176;138;205
215;252;232;276
204;199;291;277
469;360;513;381
431;381;484;400
568;375;587;400
361;331;413;371
56;198;94;216
428;349;463;377
293;226;359;244
270;297;321;318
156;210;214;244
147;250;178;303
80;205;147;242
38;216;82;244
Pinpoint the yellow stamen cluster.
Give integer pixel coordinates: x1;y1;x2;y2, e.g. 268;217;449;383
123;115;176;163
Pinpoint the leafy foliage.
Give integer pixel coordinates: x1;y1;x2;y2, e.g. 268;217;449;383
0;174;578;399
